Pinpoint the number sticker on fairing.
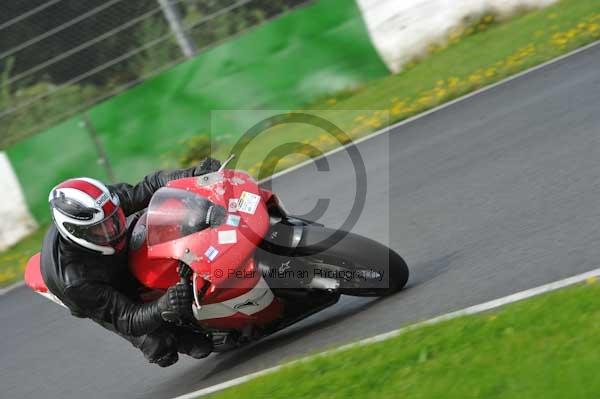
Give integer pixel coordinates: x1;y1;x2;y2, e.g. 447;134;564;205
228;198;239;212
237;191;261;214
218;230;237;244
204;246;219;261
226;214;241;227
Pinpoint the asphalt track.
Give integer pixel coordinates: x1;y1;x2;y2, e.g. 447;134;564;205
2;43;600;399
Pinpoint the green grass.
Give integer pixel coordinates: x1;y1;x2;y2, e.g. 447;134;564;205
2;0;600;287
206;281;600;399
0;226;47;287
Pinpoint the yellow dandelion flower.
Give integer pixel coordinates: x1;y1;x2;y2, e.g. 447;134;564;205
416;96;433;106
390;108;403;117
434;43;448;52
586;276;597;285
448;77;460;88
552;38;568;47
350;126;363;135
449;30;462;41
468;74;483;84
390;102;404;114
361;118;379;128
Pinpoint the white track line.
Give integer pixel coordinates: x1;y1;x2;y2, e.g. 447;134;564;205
0;280;25;296
172;268;600;399
260;39;600;185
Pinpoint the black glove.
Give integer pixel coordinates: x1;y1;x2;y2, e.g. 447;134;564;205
157;282;194;324
136;330;179;367
175;328;213;359
156;351;179;367
194;157;221;175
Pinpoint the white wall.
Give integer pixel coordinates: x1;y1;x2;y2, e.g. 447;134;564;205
356;0;558;73
0;152;37;250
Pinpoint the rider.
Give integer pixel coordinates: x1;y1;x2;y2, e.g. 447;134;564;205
40;158;221;367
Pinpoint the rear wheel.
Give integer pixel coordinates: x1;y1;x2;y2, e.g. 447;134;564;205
294;226;409;297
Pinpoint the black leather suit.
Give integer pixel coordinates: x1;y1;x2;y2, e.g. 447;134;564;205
41;162;218;366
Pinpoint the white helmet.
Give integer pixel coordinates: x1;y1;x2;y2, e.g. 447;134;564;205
49;177;126;255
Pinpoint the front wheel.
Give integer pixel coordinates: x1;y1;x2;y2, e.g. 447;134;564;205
294;226;409;297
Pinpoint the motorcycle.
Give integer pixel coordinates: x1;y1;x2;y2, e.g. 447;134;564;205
24;156;409;352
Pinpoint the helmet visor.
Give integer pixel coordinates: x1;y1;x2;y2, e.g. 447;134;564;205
64;208;126;246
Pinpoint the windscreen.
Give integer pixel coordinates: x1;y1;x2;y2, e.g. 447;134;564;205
146;187;219;246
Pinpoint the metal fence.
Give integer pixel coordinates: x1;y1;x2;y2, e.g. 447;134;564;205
0;0;311;149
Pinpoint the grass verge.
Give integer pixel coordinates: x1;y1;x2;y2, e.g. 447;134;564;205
0;227;46;288
205;279;600;399
2;0;600;288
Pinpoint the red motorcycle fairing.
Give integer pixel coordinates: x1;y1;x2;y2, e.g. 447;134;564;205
24;252;67;308
24;253;45;293
193;257;283;329
128;169;282;329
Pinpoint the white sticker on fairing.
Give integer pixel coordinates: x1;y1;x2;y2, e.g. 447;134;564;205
218;230;237;244
228;198;239;212
226;214;241;227
237;191;261;214
192;277;275;320
204;246;219;261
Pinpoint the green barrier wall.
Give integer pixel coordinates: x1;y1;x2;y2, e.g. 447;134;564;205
7;0;388;222
6;117;110;221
